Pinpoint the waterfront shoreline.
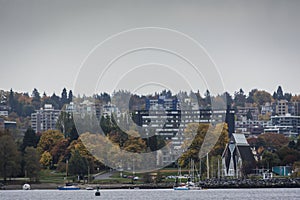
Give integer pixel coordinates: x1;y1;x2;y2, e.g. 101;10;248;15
1;178;300;190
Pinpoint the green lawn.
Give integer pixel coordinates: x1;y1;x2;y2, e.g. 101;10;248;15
39;170;67;183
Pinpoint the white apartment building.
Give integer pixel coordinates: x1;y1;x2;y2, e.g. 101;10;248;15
31;104;60;133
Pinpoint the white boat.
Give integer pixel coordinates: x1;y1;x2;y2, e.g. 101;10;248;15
86;186;94;190
174;183;190;190
22;184;31;190
174;159;202;190
188;185;202;190
187;180;202;190
174;167;190;190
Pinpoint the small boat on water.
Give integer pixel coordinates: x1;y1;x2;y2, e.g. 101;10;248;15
174;183;190;190
85;186;94;190
22;184;31;190
174;167;190;190
174;159;202;191
57;183;80;190
188;185;202;190
187;181;202;190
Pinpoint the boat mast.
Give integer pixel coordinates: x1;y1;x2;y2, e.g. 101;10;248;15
199;158;202;180
66;159;68;182
206;153;209;179
218;158;220;179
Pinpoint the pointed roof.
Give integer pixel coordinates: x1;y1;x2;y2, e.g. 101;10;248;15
222;133;256;175
232;133;249;146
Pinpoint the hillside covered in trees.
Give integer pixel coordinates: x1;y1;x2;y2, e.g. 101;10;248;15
0;86;300;182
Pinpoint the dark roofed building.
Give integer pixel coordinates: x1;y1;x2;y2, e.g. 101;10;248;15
4;120;17;130
222;133;256;178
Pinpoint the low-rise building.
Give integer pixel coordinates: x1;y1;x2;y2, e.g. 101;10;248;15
261;102;274;115
272;166;292;176
66;100;101;119
235;119;266;135
102;102;121;117
0;110;8;117
4;120;17;130
264;114;300;137
0;118;17;132
236;104;260;121
146;96;179;110
0;105;10;118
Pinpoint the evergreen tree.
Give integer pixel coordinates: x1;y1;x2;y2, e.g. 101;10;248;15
276;86;284;100
234;88;246;107
60;88;68;108
204;89;211;107
247;89;258;104
50;93;60;109
0;133;20;181
22;104;35;117
56;111;78;140
31;88;41;110
69;125;79;142
24;147;40;182
68;149;88;178
224;92;233;107
8;89;17;112
68;90;73;103
284;93;292;102
21;127;38;152
96;92;110;104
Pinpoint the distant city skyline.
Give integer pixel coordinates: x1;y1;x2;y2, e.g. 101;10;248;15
1;0;300;96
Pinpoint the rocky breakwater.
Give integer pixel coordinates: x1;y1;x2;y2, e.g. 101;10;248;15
199;178;300;188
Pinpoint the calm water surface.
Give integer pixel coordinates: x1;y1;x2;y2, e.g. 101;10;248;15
0;188;299;200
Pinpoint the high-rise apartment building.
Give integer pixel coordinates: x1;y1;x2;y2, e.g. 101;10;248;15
31;104;60;133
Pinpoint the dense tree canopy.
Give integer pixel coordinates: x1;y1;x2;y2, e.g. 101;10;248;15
21;127;39;152
40;151;52;168
37;130;64;154
68;149;88;177
60;88;68;108
56;111;78;141
234;89;246;107
253;90;273;105
0;132;20;181
1;86;300;179
178;123;229;167
31;88;41;110
24;147;40;181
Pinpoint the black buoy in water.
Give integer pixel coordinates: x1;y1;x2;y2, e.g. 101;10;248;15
95;186;101;196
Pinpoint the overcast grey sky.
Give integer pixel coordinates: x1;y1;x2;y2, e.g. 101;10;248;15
0;0;299;96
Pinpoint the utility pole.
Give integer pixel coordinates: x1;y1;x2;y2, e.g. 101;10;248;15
66;159;68;182
218;158;220;179
206;153;209;180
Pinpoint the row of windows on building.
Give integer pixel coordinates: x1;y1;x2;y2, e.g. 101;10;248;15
28;98;300;137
